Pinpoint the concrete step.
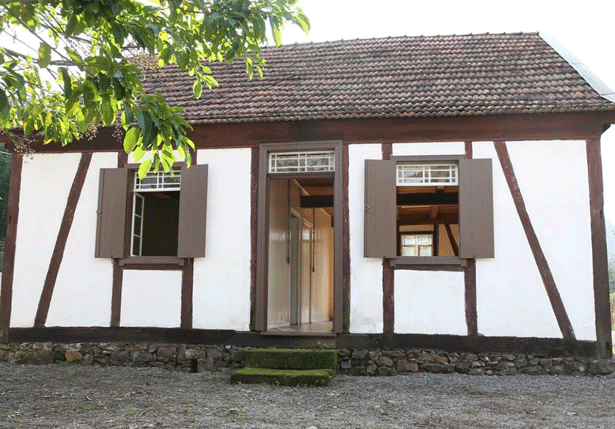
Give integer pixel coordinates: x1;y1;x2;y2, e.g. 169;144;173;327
244;348;338;371
230;368;335;387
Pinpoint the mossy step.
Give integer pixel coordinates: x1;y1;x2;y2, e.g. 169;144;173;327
230;368;335;387
244;348;338;371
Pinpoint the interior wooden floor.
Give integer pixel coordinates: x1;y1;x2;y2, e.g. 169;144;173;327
268;320;333;333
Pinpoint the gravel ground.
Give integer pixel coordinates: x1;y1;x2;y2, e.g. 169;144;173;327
1;363;615;428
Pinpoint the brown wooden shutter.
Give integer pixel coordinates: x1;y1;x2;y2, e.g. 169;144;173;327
459;158;494;258
95;168;128;258
177;164;208;258
364;159;396;258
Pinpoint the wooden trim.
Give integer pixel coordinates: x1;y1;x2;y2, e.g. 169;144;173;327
586;138;612;358
463;141;478;336
121;264;184;271
181;258;194;329
118;151;128;168
110;259;122;327
494;141;575;340
34;153;92;327
382;143;394;334
464;259;478;335
444;223;459;256
256;141;343;333
342;143;351;333
340;333;598;357
250;146;259;331
464;141;473;159
393;256;465;266
394;264;465;272
6;328;600;357
119;256;185;266
0;155;23;342
22;112;615;153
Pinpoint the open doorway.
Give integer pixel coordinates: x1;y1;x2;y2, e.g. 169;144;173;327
256;142;342;335
267;177;334;333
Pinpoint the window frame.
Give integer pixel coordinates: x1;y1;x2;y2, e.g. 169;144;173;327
95;162;208;267
393;155;464;267
364;154;493;268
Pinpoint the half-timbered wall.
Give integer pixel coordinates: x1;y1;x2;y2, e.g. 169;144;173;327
2;139;598;343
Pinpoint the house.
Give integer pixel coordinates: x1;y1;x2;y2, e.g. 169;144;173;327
1;32;615;360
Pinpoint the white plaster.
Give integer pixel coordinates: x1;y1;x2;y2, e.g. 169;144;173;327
121;270;182;327
349;143;383;333
11;153;81;327
392;142;465;156
46;153;117;327
506;140;595;340
473;142;562;338
192;148;251;330
395;270;466;335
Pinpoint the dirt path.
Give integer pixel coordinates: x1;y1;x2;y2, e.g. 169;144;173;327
1;362;615;428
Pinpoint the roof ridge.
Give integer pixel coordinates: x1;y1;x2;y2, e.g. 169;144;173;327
266;31;541;50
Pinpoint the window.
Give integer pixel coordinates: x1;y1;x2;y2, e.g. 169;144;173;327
269;150;335;173
95;164;209;260
364;156;493;262
131;170;181;257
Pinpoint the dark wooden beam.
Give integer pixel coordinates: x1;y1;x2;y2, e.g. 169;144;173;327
398;213;458;225
382;143;394;334
586;138;612;358
444;223;459;257
494;141;575;340
181;258;194;329
249;146;259;331
34;153;92;327
342;143;351;333
397;193;458;206
0;154;23;343
13;112;615;153
300;195;334;208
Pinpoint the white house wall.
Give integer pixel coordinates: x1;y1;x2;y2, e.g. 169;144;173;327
121;270;182;327
395;270;466;335
505;140;595;340
192;148;252;331
46;153;117;326
349;143;383;333
11;153;82;327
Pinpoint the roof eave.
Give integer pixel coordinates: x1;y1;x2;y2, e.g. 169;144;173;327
540;32;615;103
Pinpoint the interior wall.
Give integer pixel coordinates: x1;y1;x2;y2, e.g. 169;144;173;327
312;208;333;323
140;196;179;256
267;179;290;328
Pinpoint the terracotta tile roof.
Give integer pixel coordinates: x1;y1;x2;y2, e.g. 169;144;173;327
143;32;615;125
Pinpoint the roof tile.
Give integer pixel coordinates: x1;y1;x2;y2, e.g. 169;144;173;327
143;33;615;124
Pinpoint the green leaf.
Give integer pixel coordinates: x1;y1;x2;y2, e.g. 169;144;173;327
0;88;9;120
60;67;72;98
138;158;152;179
38;43;52;68
271;22;282;47
123;127;141;153
193;80;203;99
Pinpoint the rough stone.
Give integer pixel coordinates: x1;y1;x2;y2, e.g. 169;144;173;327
539;359;553;369
376;356;393;367
519;366;547;375
340;360;352;370
418;352;437;363
366;364;378;375
396;359;419;373
65;351;82;363
464;353;478;362
156;347;177;359
351;349;369;359
468;368;486;375
377;367;396;376
454;363;470;374
550;365;566;375
589;359;615;375
421;363;450;374
470;360;484;368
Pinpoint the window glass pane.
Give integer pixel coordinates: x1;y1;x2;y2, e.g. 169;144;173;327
134;194;143;213
418;245;432;256
402;246;417;256
135;170;181;191
397;163;458;186
269;151;335;173
133;215;142;235
132;236;141;257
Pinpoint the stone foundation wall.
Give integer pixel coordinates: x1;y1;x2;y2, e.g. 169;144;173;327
2;343;615;376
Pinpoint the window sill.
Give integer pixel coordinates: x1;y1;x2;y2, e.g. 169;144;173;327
118;256;186;270
391;256;466;270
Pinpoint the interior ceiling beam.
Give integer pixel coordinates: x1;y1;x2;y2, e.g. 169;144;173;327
397;193;458;206
398;213;458;225
300;195;334;208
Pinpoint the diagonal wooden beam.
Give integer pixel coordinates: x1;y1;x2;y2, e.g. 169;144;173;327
494;141;575;340
444;223;459;257
34;153;92;327
0;155;23;343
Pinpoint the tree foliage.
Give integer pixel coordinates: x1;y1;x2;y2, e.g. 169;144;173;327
0;0;308;175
